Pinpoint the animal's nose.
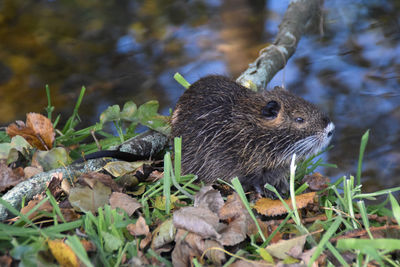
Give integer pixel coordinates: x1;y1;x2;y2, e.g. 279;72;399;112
326;122;335;138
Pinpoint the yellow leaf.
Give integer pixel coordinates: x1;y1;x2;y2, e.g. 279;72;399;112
254;192;316;216
48;239;79;267
154;195;178;210
257;247;274;263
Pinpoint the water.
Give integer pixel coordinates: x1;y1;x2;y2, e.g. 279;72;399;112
0;0;399;191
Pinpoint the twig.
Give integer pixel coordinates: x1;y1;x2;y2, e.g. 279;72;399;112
237;0;323;90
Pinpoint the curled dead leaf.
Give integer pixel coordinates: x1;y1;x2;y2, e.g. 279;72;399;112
173;206;221;239
151;218;176;252
302;172;330;191
109;192;141;216
0;162;26;192
194;186;224;214
172;229;204;267
218;193;250;246
254;192;317;216
127;216;150;236
7;113;55;150
127;216;152;250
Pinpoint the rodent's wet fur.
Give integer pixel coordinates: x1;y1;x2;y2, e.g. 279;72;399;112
171;75;334;198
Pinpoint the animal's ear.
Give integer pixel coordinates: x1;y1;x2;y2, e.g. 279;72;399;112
262;100;280;119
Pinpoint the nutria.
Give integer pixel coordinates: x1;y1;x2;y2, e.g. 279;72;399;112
171;75;334;197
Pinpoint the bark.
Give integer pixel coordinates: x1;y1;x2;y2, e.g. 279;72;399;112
236;0;323;90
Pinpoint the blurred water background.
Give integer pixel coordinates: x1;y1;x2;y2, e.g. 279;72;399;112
0;0;399;191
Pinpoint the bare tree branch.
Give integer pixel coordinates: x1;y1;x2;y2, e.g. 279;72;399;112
237;0;323;90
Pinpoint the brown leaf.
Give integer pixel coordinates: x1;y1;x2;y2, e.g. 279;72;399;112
254;192;317;216
0;162;26;192
81;239;96;253
7;113;55;150
230;259;269;267
20;198;53;220
78;172;121;192
146;170;164;182
46;173;64;199
265;234;307;260
69;180;111;213
60;208;81;222
140;232;152;250
194;186;224;214
127;216;152;250
203;240;226;265
24;166;43;179
247;219;275;243
172;229;204;267
218;193;250;246
0;254;13;267
151;218;176;252
173;206;221;239
127;216;150;236
109;192;141;216
302;172;330;191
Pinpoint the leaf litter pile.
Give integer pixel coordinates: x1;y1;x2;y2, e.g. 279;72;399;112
1;111;400;266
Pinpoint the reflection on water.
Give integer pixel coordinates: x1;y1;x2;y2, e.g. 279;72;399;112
0;0;399;190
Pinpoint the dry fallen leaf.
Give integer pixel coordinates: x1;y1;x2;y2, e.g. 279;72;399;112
46;173;64;199
127;216;150;236
0;254;12;267
103;160;153;177
302;172;330;191
69;180;111;213
109;192;141;216
20;198;53;220
173;206;221;239
7;113;55;150
172;229;204;267
194;185;224;214
127;216;152;250
78;172;121;192
24;166;43;179
151;218;176;252
265;234;307;260
147;170;164;182
80;239;96;253
254;192;317;216
0;162;26;192
48;239;79;267
154;195;179;211
247;219;277;243
218;193;250;246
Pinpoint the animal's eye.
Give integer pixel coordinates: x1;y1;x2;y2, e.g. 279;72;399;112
295;117;304;123
262;100;280;119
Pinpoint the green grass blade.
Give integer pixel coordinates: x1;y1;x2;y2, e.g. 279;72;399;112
174;73;191;89
231;177;266;242
66;235;94;267
163;152;172;214
389;193;400;225
356;130;369;185
309;217;343;266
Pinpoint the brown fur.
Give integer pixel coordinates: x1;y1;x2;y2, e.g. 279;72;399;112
171;75;334;197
